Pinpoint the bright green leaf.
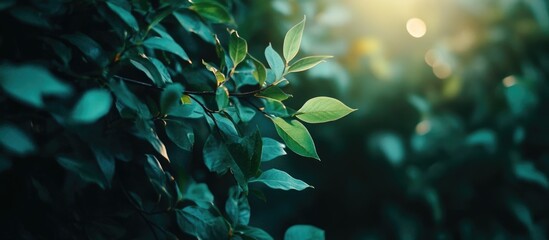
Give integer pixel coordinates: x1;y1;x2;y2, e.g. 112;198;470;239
284;225;325;240
71;89;112;124
287;56;332;73
265;44;284;81
271;117;319;160
216;85;230;110
143;37;191;63
295;97;356;124
250;169;312;191
0;64;72;108
283;16;306;63
106;2;139;31
261;138;286;162
160;83;184;114
0;124;36;155
229;30;248;67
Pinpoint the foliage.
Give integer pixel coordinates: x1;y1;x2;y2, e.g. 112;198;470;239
245;0;549;239
0;0;353;239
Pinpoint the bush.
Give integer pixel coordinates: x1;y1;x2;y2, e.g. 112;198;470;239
0;1;353;239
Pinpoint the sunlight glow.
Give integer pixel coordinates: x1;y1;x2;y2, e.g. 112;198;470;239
503;76;517;87
406;18;427;38
415;120;431;135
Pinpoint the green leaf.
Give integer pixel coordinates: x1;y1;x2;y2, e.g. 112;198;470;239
71;89;112;124
42;38;72;66
143;37;191;63
134;119;169;160
0;124;36;155
283;16;306;63
108;79;151;118
287;56;332;73
295;97;356;124
265;44;285;81
144;154;169;196
176;206;229;240
228;131;263;180
160;83;184;114
236;226;273;240
271;117;319;160
0;64;72;108
189;1;233;24
106;2;139;31
216;85;230;110
173;10;215;44
225;186;250;226
249;56;267;86
130;55;164;87
262;99;290;117
62;33;108;67
256;86;292;101
233;99;256;123
184;183;214;207
261;138;286;162
284;225;325;240
203;60;226;85
203;134;248;192
250;169;312;191
0;0;15;10
91;147;115;188
515;161;549;188
57;156;107;189
229;30;248;67
165;119;194;151
0;156;12;173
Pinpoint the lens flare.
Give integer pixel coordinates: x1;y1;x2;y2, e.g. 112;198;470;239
406;18;427;38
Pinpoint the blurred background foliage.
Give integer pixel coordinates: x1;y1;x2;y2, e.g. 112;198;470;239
237;0;549;239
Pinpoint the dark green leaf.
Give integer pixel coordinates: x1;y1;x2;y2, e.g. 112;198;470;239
233;99;256;123
57;156;107;189
256;86;292;101
261;138;286;162
144;154;169;195
284;225;325;240
287;56;332;73
165;119;194;151
228;131;263;180
150;57;173;83
108;79;151;118
250;169;312;191
295;97;356;124
264;44;285;81
62;33;108;67
0;124;36;155
225;186;250;226
229;30;248;67
0;156;12;172
184;182;214;207
134;119;169;160
143;37;191;63
0;64;72;108
203;134;248;192
42;38;72;65
216;85;230;110
189;1;233;24
0;0;15;10
514;161;549;188
91;147;115;188
130;55;164;87
160;83;184;114
283;16;306;63
173;10;215;44
236;226;274;240
71;89;112;124
271;117;319;160
106;2;139;31
176;206;229;240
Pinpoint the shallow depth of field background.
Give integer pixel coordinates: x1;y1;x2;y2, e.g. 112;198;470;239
236;0;549;239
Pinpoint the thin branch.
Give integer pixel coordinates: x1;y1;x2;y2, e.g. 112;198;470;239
113;75;278;97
